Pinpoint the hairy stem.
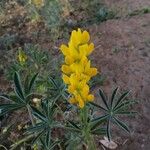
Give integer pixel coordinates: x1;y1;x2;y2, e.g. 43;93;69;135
80;105;96;150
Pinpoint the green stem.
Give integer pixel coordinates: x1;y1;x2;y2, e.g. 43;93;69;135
80;105;96;150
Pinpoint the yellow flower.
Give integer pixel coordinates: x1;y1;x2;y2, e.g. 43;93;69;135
18;48;27;64
60;28;98;108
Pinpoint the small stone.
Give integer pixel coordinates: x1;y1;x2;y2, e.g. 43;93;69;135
100;136;118;149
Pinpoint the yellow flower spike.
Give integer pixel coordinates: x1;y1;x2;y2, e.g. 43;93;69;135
60;28;98;108
18;48;27;64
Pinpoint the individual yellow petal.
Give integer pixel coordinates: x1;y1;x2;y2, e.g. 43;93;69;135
60;44;70;56
87;43;94;56
65;56;74;65
84;60;91;73
79;44;88;57
69;74;78;85
77;95;84;108
87;94;94;101
70;30;79;48
80;56;88;66
88;68;98;77
62;74;70;84
82;30;90;43
61;65;71;74
68;42;79;59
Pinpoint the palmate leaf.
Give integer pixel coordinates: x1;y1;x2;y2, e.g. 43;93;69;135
27;100;59;148
91;88;136;140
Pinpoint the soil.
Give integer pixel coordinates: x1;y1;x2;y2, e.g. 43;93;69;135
104;0;150;17
0;0;150;150
90;13;150;150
